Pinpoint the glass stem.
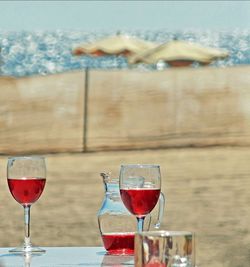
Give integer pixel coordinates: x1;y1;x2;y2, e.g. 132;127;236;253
24;205;31;248
137;217;145;232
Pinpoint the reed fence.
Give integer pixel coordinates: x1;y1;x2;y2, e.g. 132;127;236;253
0;66;250;154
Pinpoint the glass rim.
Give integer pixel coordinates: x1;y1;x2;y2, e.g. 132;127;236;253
135;230;194;237
8;155;45;160
120;164;160;168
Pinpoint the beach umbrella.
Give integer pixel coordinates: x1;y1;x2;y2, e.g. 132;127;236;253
72;34;157;57
128;40;229;67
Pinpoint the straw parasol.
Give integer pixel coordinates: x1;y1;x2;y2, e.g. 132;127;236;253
72;33;157;57
128;39;229;67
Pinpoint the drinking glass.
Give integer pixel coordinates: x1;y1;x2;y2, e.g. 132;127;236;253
7;156;46;253
134;231;195;267
119;164;162;232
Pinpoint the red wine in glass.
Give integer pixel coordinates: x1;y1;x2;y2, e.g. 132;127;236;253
119;164;163;232
120;188;160;217
8;177;46;206
102;232;135;255
7;156;46;254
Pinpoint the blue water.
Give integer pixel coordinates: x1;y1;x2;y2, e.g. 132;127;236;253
0;29;249;77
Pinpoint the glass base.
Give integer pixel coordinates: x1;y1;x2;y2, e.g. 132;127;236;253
9;244;46;254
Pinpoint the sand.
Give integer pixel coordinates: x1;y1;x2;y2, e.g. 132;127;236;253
0;66;249;266
0;147;249;267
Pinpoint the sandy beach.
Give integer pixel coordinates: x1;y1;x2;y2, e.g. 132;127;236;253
0;147;249;267
0;1;250;266
0;66;249;266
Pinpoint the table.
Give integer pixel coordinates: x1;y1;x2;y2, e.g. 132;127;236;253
0;247;134;266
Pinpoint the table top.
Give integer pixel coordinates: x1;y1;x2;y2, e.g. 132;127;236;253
0;247;134;267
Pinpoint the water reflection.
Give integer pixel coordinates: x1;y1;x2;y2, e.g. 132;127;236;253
0;252;44;267
101;253;134;266
0;30;249;77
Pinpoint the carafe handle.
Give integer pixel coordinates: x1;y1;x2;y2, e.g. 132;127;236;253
154;192;165;229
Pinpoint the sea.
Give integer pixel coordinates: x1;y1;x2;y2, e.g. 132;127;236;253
0;29;249;77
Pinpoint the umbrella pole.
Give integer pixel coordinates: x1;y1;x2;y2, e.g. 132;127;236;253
83;67;89;152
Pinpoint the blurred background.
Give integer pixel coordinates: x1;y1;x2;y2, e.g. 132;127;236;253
0;1;250;266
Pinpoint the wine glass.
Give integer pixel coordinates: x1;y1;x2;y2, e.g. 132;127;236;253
7;156;46;253
119;164;162;232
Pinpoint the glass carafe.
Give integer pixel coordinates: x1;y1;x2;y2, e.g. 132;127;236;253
97;172;165;255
